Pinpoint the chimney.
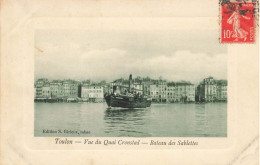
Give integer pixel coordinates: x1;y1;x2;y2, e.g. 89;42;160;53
129;74;132;92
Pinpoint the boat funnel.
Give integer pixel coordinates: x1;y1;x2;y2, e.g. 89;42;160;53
129;74;132;92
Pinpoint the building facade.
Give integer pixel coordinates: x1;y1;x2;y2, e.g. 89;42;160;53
35;78;49;98
158;81;167;102
42;86;51;99
150;84;159;101
34;77;226;103
132;80;143;95
63;80;78;99
81;84;104;102
216;80;228;101
196;77;227;102
166;83;175;102
50;81;64;98
175;82;195;102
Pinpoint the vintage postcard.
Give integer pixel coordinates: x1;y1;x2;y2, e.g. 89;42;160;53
0;0;259;165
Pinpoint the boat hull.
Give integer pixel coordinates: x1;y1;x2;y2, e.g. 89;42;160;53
105;94;151;108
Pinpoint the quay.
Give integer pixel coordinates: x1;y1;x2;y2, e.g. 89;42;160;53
34;76;227;103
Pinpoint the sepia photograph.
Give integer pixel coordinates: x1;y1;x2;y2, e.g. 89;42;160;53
34;29;228;137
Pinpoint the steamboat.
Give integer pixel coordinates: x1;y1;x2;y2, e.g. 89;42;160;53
104;74;152;108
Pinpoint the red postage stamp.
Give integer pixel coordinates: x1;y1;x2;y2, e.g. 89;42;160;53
220;0;256;43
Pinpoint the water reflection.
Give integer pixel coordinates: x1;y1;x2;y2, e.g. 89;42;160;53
193;103;226;137
104;108;150;137
194;104;209;136
35;103;227;137
105;108;148;119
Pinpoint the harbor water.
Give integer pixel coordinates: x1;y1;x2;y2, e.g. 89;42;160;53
35;102;227;137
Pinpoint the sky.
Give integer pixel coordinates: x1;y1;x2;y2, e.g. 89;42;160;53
35;29;227;84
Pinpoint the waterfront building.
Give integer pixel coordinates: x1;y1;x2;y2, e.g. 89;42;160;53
195;85;202;102
150;84;159;101
132;79;143;95
110;78;129;94
63;80;78;99
34;76;227;103
196;77;227;102
197;77;217;102
175;82;195;102
150;80;167;102
81;84;104;102
35;78;49;98
142;80;153;96
42;86;51;99
50;81;64;99
166;82;176;102
186;84;196;102
205;77;217;101
216;80;228;101
36;87;43;98
81;85;88;100
158;80;167;102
